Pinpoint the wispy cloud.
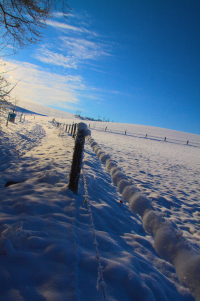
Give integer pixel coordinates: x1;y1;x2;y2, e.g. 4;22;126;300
2;60;83;109
90;68;107;73
45;20;84;33
45;18;98;37
60;37;111;60
2;59;108;111
35;36;111;68
34;11;112;68
34;45;77;68
1;11;118;114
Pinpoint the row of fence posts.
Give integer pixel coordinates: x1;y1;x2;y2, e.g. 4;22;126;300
53;120;78;139
53;118;191;194
52;119;87;194
92;125;190;144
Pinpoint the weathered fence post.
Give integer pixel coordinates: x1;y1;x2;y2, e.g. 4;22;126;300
68;124;71;133
6;113;9;126
73;123;77;138
66;124;68;132
68;123;88;194
71;123;74;135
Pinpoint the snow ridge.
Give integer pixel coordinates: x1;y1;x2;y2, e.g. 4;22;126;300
86;135;200;301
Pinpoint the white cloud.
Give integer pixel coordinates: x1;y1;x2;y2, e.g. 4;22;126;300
1;59;106;112
60;37;111;60
34;36;111;68
44;20;83;33
2;60;84;109
34;46;77;68
34;11;112;69
52;12;65;18
45;19;98;37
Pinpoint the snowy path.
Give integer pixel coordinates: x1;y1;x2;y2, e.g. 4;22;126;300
0;116;199;300
0;120;46;173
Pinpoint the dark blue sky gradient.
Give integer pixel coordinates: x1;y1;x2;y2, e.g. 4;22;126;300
66;0;200;133
5;0;200;134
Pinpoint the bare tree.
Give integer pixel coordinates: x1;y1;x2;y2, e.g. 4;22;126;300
0;44;20;124
0;1;70;123
0;72;11;125
0;0;70;49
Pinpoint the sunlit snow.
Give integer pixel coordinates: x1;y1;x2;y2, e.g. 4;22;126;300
0;105;199;301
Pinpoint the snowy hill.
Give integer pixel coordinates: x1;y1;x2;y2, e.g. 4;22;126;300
0;106;199;301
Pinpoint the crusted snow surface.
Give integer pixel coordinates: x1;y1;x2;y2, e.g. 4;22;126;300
86;126;200;301
0;112;199;301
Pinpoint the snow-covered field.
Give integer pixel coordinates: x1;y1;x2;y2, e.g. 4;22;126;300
0;108;199;301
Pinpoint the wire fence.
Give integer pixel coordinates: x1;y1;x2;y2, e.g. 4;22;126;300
89;125;200;148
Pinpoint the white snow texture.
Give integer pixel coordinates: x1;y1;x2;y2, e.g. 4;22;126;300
87;135;200;301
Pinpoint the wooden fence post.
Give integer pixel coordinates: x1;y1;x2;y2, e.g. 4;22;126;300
71;123;74;135
6;113;9;126
68;124;71;133
68;123;88;194
66;124;68;132
73;123;77;138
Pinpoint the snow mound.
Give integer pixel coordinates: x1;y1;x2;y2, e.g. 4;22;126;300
90;141;97;148
111;170;126;186
122;185;139;202
99;153;110;163
143;210;200;300
97;149;105;158
129;193;153;218
118;179;131;194
110;166;121;176
106;159;118;172
93;145;100;153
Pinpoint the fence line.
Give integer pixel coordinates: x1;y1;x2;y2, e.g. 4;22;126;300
52;119;200;299
52;120;200;147
54;120;107;299
89;126;200;148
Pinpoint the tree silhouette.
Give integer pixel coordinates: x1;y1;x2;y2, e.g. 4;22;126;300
0;0;70;49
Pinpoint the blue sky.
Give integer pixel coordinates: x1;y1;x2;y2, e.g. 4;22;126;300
3;0;200;134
